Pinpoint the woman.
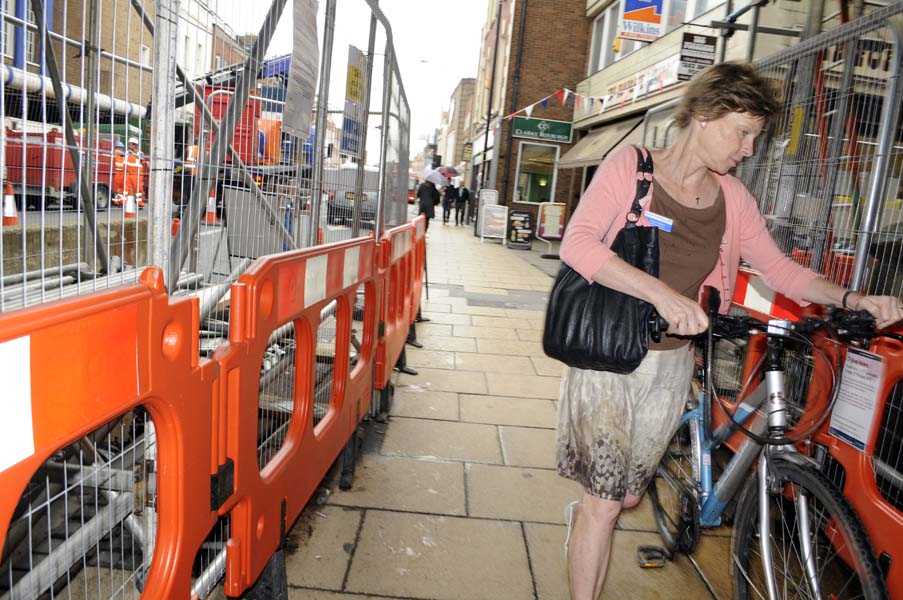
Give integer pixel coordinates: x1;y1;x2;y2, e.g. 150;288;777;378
416;179;439;230
556;62;902;600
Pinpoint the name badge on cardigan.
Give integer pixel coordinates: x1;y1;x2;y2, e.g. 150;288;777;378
645;210;673;233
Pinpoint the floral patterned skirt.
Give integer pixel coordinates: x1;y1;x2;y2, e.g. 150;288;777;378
556;346;694;500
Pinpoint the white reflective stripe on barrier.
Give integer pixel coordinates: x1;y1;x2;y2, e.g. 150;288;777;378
415;219;425;237
304;255;329;308
343;247;361;289
392;231;412;262
736;272;776;316
0;336;34;473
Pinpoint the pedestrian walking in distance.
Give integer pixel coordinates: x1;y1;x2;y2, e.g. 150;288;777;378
416;179;439;230
554;61;903;600
455;185;470;226
441;183;458;224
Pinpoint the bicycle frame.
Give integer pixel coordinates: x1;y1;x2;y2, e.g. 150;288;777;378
679;382;769;528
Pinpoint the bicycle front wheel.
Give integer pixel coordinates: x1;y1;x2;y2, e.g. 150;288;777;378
649;419;700;554
731;456;887;600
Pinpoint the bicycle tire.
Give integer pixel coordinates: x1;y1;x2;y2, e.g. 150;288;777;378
731;456;888;600
648;420;700;555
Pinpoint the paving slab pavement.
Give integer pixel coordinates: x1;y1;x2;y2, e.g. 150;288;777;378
272;222;728;599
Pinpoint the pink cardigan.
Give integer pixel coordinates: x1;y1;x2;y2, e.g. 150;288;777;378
559;146;818;313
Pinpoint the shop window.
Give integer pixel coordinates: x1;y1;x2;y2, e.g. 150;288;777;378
514;142;558;204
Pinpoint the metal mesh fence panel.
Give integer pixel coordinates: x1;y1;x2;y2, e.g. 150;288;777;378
1;410;155;599
736;4;903;296
258;321;297;469
0;1;410;598
0;0;410;312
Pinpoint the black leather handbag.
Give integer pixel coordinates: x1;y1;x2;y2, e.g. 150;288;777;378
542;147;660;373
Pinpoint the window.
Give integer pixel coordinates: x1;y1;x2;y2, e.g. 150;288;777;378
2;0;13;58
687;0;722;21
588;13;606;74
214;54;222;70
196;42;204;74
140;44;150;67
446;131;457;165
24;5;37;64
668;0;689;31
587;2;646;73
514;142;559;204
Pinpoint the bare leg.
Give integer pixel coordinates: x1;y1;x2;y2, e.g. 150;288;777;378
568;492;644;600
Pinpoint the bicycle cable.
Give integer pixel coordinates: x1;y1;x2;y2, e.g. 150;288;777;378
707;317;842;446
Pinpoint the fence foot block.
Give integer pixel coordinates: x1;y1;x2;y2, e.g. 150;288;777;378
244;548;288;600
406;323;423;349
393;347;418;375
375;383;393;423
339;427;361;491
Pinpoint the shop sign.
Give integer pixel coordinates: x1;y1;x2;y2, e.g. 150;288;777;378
462;141;473;161
678;33;716;81
823;39;897;81
512;117;573;143
537;202;566;240
602;53;680;112
506;210;534;250
480;204;508;241
619;0;670;42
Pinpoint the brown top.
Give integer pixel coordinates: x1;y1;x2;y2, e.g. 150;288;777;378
648;183;726;350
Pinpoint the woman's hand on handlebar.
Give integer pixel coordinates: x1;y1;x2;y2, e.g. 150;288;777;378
849;293;903;329
653;288;709;336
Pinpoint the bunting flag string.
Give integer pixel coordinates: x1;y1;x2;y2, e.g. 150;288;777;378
501;85;638;122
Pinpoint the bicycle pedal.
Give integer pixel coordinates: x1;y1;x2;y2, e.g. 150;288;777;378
636;545;667;569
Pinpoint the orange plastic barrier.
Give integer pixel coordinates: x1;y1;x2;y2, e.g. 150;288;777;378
375;222;416;391
0;268;221;599
212;237;379;596
410;215;426;321
0;216;426;598
725;268;903;596
812;332;903;597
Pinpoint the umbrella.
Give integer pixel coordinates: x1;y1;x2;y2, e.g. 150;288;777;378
420;166;449;188
437;165;458;179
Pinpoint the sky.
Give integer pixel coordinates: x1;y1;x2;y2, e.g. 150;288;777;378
232;0;486;161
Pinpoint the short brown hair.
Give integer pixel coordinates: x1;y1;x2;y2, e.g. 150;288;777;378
673;62;782;128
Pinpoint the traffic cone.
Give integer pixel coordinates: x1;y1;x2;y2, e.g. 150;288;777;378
171;217;180;236
202;188;219;225
123;194;137;219
3;182;18;226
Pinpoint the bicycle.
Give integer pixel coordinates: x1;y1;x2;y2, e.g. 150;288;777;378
647;287;891;600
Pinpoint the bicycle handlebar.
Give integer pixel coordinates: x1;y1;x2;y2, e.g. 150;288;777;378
710;308;882;345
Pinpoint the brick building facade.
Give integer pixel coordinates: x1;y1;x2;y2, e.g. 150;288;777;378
471;0;590;225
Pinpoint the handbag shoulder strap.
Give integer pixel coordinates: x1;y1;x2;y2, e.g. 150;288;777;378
626;146;654;224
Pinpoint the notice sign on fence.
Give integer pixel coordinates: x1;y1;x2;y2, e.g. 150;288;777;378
619;0;669;42
829;348;885;451
678;33;717;81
